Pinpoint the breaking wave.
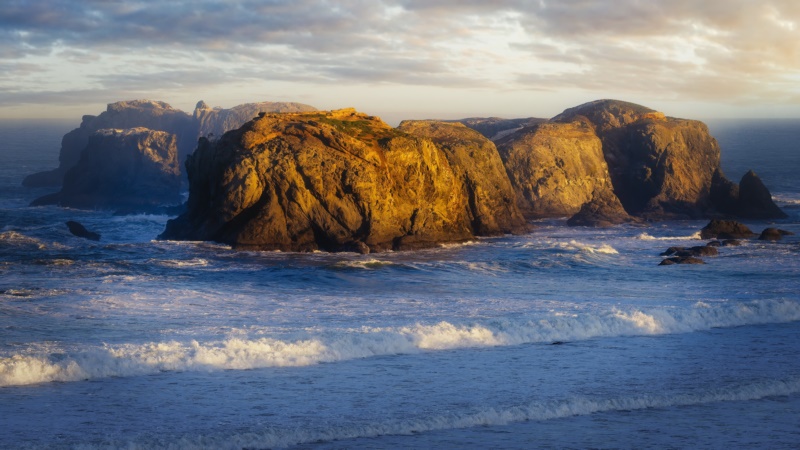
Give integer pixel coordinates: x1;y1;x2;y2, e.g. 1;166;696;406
636;231;702;241
3;298;799;387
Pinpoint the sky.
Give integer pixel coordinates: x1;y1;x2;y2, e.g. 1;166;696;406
1;0;799;124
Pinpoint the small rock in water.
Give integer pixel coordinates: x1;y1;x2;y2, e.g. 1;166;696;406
706;240;722;247
660;246;685;256
722;239;742;246
758;228;794;241
700;219;755;239
659;256;706;266
65;221;100;241
660;246;718;257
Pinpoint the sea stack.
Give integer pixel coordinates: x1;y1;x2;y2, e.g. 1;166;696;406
160;108;529;252
32;128;182;212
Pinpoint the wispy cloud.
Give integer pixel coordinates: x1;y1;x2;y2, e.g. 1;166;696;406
0;0;798;116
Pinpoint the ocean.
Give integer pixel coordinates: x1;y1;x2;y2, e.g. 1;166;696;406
1;118;799;449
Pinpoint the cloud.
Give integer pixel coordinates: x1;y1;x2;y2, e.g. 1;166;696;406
0;0;798;114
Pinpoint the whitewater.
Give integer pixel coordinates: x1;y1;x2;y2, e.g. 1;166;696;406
1;119;799;448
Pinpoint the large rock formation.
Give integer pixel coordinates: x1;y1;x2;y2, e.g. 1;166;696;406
552;100;723;219
396;120;528;235
32;128;181;211
23;100;194;187
495;119;620;219
23;99;317;188
160;109;529;252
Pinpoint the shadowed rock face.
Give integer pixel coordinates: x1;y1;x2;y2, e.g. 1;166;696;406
496;119;618;219
23;101;194;187
32;128;181;211
736;170;788;219
160;109;529;252
23;99;317;189
396;120;528;235
553;100;723;219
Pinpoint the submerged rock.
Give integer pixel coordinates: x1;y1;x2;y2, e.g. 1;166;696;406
32;128;181;211
160;109;529;252
65;221;100;241
700;219;755;239
660;246;718;257
659;256;706;265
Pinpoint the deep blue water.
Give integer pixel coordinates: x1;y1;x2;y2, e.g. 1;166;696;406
0;118;799;449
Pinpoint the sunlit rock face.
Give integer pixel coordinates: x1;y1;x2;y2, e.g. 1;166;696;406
553;100;725;219
495;119;619;219
397;120;529;235
23;101;195;187
160;109;529;252
32;128;181;211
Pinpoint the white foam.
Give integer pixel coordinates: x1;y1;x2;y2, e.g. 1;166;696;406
0;230;66;250
636;231;702;241
558;240;619;254
331;258;396;270
79;376;800;449
3;299;799;387
152;258;210;268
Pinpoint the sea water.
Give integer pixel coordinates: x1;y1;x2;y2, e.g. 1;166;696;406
0;119;798;449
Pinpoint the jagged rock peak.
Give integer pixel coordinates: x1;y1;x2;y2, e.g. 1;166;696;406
195;100;213;110
552;99;667;131
106;99;179;113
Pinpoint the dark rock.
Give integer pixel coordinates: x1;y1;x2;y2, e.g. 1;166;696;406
709;168;740;215
659;256;705;265
32;128;181;211
66;221;100;241
706;240;722;247
660;246;685;256
684;246;719;257
160;109;529;252
662;246;718;258
758;228;794;241
736;170;787;219
722;239;742;246
700;219;755;239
